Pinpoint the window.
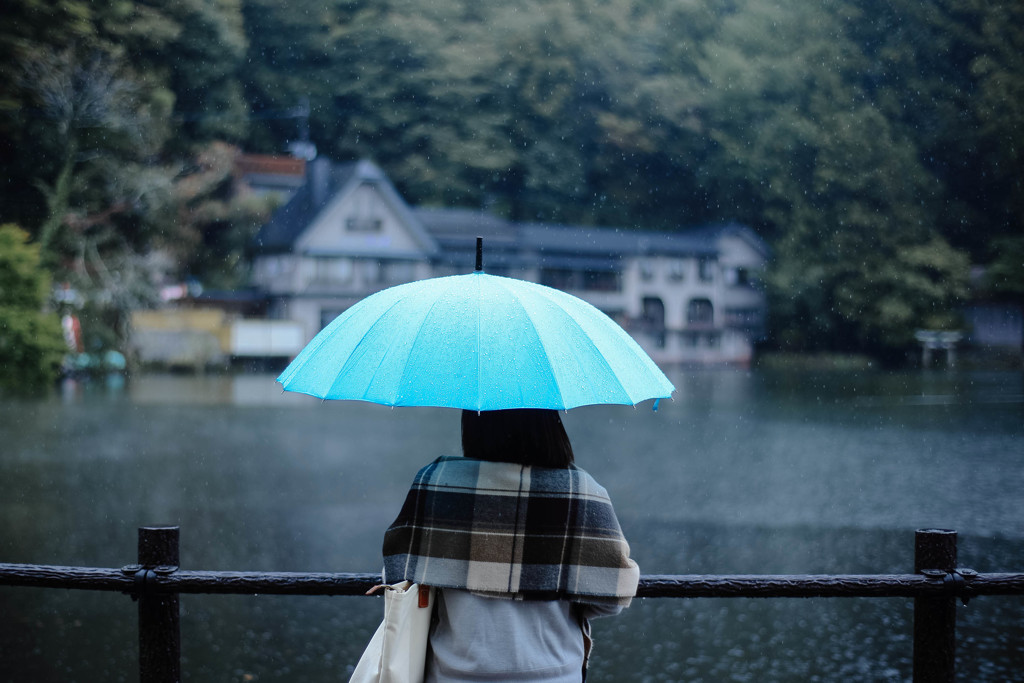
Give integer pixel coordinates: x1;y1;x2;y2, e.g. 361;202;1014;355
725;267;752;287
320;308;346;329
540;268;577;290
698;257;715;282
385;261;415;283
641;297;666;348
360;259;385;284
345;216;382;232
687;298;714;326
314;258;330;281
314;257;352;283
583;270;621;292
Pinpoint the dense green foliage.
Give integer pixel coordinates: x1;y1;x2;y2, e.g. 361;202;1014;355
0;0;1020;361
0;225;65;391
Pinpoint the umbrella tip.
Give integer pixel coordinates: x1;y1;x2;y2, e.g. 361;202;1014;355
475;236;483;272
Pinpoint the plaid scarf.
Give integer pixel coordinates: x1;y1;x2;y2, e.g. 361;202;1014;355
383;456;639;606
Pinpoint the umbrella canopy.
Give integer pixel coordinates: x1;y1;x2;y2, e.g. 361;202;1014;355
277;270;674;411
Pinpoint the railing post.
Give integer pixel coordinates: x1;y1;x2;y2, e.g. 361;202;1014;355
914;528;957;682
138;526;181;683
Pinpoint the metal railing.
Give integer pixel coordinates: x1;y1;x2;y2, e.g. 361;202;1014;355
2;527;1023;683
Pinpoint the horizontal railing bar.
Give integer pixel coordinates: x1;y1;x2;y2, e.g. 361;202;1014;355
0;564;133;591
160;570;382;595
3;563;1023;599
636;573;1024;598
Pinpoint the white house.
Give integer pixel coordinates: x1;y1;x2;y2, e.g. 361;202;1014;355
251;158;770;365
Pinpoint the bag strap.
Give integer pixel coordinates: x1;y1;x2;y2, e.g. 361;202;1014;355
418;584;431;608
364;580;432;608
571;604;593;682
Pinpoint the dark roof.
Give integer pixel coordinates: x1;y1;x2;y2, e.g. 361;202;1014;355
678;222;773;259
414;207;517;242
415;210;735;272
519;223;717;258
252;157;766;263
415;207;724;258
415;207;522;269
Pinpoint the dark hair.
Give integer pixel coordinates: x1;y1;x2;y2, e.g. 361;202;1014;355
461;409;575;468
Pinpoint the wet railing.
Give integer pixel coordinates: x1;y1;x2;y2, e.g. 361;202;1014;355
2;527;1023;683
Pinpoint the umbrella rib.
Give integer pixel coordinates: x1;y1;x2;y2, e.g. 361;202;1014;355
491;279;569;409
278;307;357;389
325;296;408;403
393;279;461;407
279;320;359;395
543;286;673;405
559;311;633;406
518;285;633;407
476;276;484;411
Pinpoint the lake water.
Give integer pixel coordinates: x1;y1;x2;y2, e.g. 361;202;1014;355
1;368;1022;682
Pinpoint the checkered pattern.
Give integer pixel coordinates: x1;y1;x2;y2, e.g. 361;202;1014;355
383;456;639;606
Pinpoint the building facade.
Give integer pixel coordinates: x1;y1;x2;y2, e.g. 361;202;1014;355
251;158;770;365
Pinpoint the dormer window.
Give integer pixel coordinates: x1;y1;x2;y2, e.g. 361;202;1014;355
346;216;382;232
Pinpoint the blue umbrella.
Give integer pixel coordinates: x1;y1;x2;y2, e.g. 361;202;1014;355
278;243;674;411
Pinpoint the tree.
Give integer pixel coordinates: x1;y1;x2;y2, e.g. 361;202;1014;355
240;0;352;153
2;0;259;353
0;0;1015;362
239;0;721;224
21;49;169;250
171;142;280;290
969;4;1024;248
984;236;1024;303
16;47;174;345
695;0;970;356
0;224;65;392
0;0;106;231
127;0;249;146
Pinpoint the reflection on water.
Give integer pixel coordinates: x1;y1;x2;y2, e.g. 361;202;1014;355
59;372;324;406
2;369;1023;681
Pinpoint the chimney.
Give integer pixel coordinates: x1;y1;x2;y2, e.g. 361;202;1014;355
309;157;331;206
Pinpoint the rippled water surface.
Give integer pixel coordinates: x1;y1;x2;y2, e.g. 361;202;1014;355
2;368;1022;681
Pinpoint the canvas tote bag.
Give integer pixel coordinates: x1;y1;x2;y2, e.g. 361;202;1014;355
349;581;434;683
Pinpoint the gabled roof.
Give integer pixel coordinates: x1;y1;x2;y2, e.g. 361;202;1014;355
253;159;438;257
